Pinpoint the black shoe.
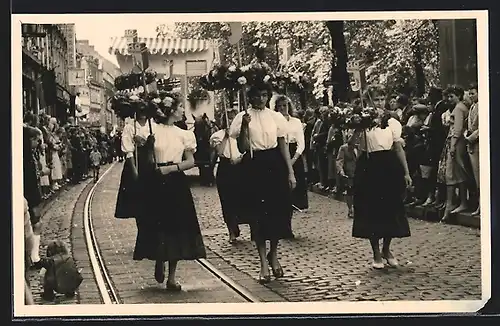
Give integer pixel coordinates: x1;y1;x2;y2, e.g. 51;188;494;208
154;261;165;283
166;281;182;291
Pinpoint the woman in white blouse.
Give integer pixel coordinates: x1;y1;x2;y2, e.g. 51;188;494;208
229;84;296;283
274;95;309;211
210;107;245;243
132;94;207;291
352;85;412;270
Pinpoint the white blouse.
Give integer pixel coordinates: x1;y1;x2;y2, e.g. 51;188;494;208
361;118;403;153
210;129;242;160
150;122;197;164
229;107;288;151
121;120;154;158
284;116;305;156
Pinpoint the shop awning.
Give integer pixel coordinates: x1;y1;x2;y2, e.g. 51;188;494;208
109;37;212;56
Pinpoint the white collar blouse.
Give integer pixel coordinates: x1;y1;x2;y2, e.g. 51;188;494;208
228;107;288;151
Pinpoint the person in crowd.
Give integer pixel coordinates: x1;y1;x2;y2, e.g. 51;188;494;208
440;85;470;221
48;118;63;191
56;127;68;182
38;115;52;198
421;87;451;207
303;108;317;185
23;125;43;270
396;94;413;125
402;104;430;205
132;93;206;291
114;131;124;162
210;107;245;243
336;130;360;218
352;85;412;269
311;107;330;190
326;109;344;194
229;83;296;283
465;83;480;216
89;146;102;183
69;127;83;184
24;197;36;304
274;95;309;211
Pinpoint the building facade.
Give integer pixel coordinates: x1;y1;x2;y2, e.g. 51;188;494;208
75;39;121;132
109;30;216;126
22;24;72;124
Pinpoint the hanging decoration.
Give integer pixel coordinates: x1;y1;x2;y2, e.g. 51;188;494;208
197;61;274;91
187;86;211;110
271;71;313;95
110;68;182;120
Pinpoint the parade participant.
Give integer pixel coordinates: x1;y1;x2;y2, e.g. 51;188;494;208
115;108;151;222
229;83;296;283
210;107;244;243
132;94;206;291
274;95;309;211
465;83;479;216
352;85;412;269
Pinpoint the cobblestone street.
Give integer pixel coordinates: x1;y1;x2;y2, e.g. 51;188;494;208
69;163;482;303
27;162;482;304
191;170;482;302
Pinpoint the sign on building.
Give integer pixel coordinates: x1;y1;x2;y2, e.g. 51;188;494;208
278;39;292;65
68;68;86;86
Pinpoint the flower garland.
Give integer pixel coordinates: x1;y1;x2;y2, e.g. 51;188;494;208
198;61;274;91
114;69;157;91
110;89;179;120
272;71;312;94
187;87;210;109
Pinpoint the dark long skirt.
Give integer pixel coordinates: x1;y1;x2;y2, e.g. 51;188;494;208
133;165;206;261
352;150;410;239
289;143;309;210
239;147;294;242
216;157;243;234
115;146;151;219
114;159;139;219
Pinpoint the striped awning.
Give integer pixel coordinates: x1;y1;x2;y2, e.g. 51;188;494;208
109;37;212;56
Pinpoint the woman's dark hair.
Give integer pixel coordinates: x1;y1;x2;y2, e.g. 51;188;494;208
468;83;478;91
445;85;465;100
247;84;272;101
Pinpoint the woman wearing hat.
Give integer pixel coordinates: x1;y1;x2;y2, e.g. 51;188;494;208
210;107;244;243
352;85;412;269
132;93;206;291
229;83;296;283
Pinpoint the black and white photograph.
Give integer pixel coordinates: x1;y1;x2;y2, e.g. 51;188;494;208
12;11;490;316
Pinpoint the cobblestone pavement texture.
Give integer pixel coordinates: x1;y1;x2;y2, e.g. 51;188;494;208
27;161;482;304
89;163;246;304
26;175;94;305
189;167;482;302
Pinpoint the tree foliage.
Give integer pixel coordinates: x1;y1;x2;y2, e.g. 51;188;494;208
156;19;439;102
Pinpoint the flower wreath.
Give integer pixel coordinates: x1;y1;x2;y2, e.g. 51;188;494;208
187;86;210;109
271;71;312;94
341;106;393;131
198;61;274;91
114;69;157;91
110;89;179;120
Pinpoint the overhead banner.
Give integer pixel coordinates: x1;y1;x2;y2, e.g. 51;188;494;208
278;39;292;65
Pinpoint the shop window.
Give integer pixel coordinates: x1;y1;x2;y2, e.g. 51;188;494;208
186;60;207;77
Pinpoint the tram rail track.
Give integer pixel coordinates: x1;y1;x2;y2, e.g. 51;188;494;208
82;162;259;304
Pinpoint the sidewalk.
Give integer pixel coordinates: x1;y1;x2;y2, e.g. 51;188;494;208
309;184;480;230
